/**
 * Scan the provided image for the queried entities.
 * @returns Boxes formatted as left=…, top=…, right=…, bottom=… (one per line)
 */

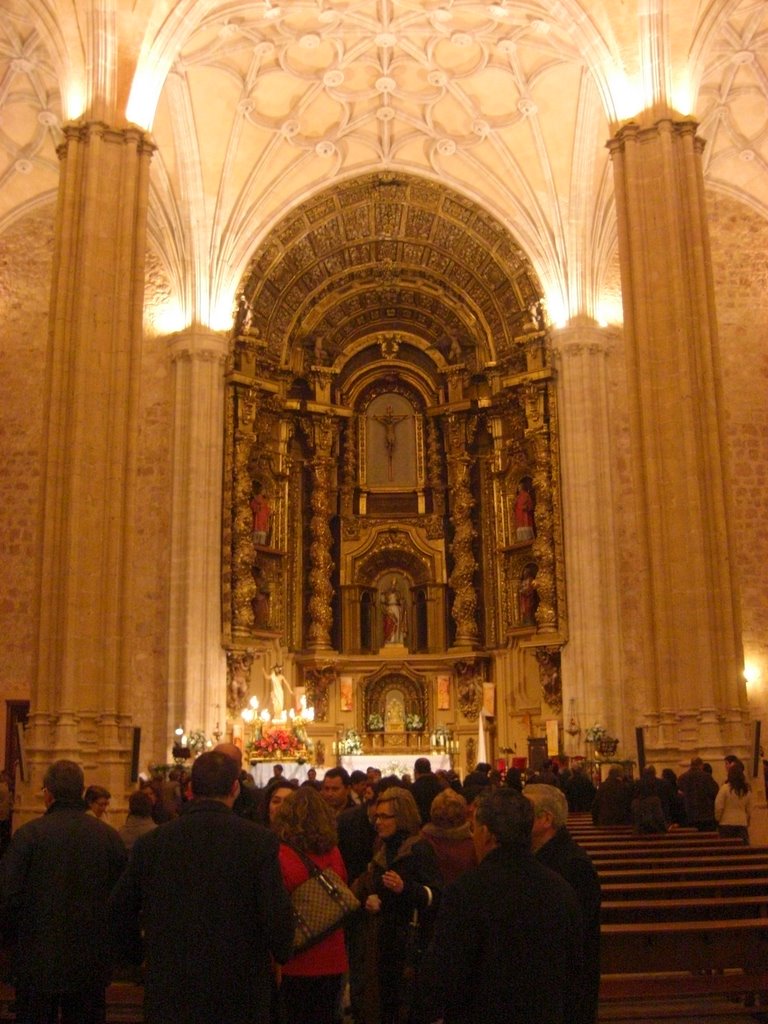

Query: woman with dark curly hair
left=261, top=778, right=299, bottom=828
left=272, top=786, right=349, bottom=1024
left=353, top=786, right=442, bottom=1024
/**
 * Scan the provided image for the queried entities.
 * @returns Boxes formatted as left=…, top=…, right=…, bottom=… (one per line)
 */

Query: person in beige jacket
left=714, top=762, right=753, bottom=843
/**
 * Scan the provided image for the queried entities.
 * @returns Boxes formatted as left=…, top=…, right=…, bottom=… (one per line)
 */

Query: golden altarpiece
left=221, top=175, right=567, bottom=773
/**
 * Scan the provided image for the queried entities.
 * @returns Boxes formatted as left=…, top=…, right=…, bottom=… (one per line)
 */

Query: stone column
left=166, top=328, right=229, bottom=750
left=22, top=122, right=154, bottom=814
left=551, top=319, right=623, bottom=755
left=607, top=115, right=748, bottom=757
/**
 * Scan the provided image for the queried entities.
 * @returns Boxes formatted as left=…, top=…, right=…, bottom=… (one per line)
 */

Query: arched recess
left=361, top=663, right=430, bottom=739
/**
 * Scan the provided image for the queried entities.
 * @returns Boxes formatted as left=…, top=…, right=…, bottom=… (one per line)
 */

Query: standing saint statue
left=381, top=578, right=407, bottom=645
left=251, top=484, right=272, bottom=546
left=265, top=664, right=293, bottom=719
left=513, top=478, right=535, bottom=542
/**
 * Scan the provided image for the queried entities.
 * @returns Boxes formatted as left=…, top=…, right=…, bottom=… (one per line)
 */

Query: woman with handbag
left=272, top=786, right=350, bottom=1024
left=353, top=786, right=442, bottom=1024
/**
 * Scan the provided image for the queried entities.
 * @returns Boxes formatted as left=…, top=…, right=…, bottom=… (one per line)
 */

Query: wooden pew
left=601, top=893, right=768, bottom=923
left=587, top=812, right=768, bottom=1010
left=599, top=918, right=768, bottom=1001
left=592, top=853, right=768, bottom=871
left=597, top=861, right=768, bottom=885
left=601, top=876, right=768, bottom=900
left=585, top=839, right=753, bottom=856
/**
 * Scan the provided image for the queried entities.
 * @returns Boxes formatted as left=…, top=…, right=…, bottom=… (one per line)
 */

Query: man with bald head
left=215, top=743, right=260, bottom=821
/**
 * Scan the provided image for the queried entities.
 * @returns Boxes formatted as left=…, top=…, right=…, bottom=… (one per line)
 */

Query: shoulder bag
left=285, top=843, right=360, bottom=955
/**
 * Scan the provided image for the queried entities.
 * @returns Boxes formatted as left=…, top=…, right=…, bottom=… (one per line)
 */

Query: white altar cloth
left=248, top=761, right=313, bottom=787
left=339, top=752, right=451, bottom=777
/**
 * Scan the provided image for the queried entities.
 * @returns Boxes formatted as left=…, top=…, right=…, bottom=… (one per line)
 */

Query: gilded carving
left=307, top=455, right=335, bottom=649
left=226, top=649, right=255, bottom=714
left=447, top=447, right=479, bottom=647
left=534, top=647, right=562, bottom=713
left=455, top=660, right=482, bottom=721
left=304, top=664, right=338, bottom=722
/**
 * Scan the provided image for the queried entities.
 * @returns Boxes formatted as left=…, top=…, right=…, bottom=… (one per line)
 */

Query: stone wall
left=0, top=204, right=53, bottom=753
left=708, top=191, right=768, bottom=723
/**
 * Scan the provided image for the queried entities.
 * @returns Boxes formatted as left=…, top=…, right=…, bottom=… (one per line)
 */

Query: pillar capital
left=550, top=318, right=619, bottom=359
left=166, top=326, right=229, bottom=364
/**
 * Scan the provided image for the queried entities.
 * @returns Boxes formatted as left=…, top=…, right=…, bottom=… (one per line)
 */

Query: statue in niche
left=518, top=562, right=539, bottom=626
left=251, top=481, right=272, bottom=546
left=251, top=565, right=271, bottom=629
left=385, top=695, right=405, bottom=732
left=381, top=577, right=407, bottom=645
left=514, top=476, right=535, bottom=542
left=448, top=336, right=463, bottom=363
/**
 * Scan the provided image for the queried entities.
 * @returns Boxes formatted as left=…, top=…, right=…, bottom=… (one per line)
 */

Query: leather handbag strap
left=283, top=841, right=322, bottom=877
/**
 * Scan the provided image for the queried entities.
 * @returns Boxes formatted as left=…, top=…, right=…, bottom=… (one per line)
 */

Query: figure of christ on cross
left=373, top=404, right=408, bottom=481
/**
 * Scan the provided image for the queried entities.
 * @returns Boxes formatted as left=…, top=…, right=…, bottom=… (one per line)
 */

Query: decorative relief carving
left=226, top=649, right=255, bottom=714
left=303, top=664, right=338, bottom=722
left=534, top=647, right=562, bottom=713
left=307, top=455, right=335, bottom=650
left=455, top=660, right=482, bottom=721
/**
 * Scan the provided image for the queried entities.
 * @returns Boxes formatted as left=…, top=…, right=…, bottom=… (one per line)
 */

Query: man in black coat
left=419, top=788, right=583, bottom=1024
left=0, top=759, right=128, bottom=1024
left=109, top=750, right=294, bottom=1024
left=411, top=758, right=443, bottom=825
left=525, top=783, right=602, bottom=1024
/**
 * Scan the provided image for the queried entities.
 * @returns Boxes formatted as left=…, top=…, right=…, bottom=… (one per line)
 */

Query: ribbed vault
left=239, top=172, right=542, bottom=373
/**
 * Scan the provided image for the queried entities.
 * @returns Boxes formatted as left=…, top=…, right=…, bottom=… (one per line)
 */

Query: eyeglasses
left=374, top=813, right=396, bottom=821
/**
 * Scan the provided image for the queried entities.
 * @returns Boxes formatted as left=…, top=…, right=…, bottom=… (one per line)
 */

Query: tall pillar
left=22, top=122, right=154, bottom=815
left=607, top=115, right=748, bottom=757
left=551, top=319, right=623, bottom=755
left=166, top=328, right=229, bottom=751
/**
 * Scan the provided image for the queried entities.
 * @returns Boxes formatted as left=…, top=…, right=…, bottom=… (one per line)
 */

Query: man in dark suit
left=420, top=788, right=583, bottom=1024
left=0, top=759, right=127, bottom=1024
left=525, top=783, right=602, bottom=1024
left=109, top=750, right=294, bottom=1024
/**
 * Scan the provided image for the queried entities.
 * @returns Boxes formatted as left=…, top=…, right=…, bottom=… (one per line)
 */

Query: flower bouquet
left=405, top=712, right=424, bottom=732
left=367, top=712, right=384, bottom=732
left=248, top=729, right=302, bottom=761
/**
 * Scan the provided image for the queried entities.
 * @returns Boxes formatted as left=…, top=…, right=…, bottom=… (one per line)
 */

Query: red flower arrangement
left=248, top=729, right=302, bottom=759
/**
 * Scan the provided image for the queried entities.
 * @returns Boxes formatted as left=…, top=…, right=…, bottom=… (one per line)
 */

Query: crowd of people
left=0, top=746, right=751, bottom=1024
left=586, top=753, right=753, bottom=840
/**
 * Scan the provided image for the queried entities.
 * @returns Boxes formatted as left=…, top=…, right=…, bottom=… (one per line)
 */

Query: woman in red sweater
left=273, top=786, right=349, bottom=1024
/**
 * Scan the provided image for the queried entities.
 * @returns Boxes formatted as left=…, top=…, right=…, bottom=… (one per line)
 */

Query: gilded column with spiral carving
left=445, top=414, right=480, bottom=649
left=306, top=415, right=337, bottom=651
left=231, top=409, right=257, bottom=636
left=522, top=383, right=557, bottom=633
left=426, top=417, right=446, bottom=517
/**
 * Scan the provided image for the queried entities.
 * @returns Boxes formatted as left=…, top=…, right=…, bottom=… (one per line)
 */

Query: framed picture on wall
left=437, top=674, right=451, bottom=711
left=340, top=676, right=354, bottom=712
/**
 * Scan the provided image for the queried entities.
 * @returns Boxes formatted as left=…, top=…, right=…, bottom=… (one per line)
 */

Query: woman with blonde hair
left=272, top=786, right=349, bottom=1024
left=353, top=786, right=442, bottom=1024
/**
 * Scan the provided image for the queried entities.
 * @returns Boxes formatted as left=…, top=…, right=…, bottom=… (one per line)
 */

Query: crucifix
left=373, top=404, right=407, bottom=481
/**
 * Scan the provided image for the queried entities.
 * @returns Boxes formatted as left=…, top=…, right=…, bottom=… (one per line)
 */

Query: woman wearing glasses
left=353, top=786, right=442, bottom=1024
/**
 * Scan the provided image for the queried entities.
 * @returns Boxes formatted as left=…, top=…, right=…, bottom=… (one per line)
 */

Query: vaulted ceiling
left=1, top=0, right=767, bottom=334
